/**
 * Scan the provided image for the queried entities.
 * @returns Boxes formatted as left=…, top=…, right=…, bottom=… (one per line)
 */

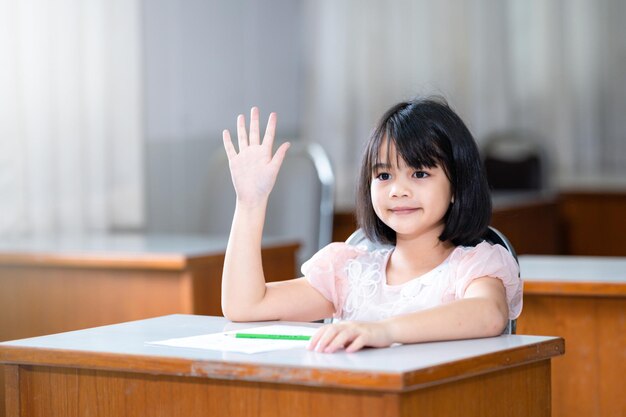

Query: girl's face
left=370, top=141, right=453, bottom=241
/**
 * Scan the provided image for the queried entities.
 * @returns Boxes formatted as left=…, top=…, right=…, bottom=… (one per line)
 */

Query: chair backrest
left=345, top=226, right=518, bottom=334
left=206, top=141, right=334, bottom=268
left=481, top=226, right=518, bottom=334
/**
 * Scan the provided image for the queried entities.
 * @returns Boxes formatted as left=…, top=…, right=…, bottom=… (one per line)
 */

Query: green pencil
left=230, top=333, right=311, bottom=341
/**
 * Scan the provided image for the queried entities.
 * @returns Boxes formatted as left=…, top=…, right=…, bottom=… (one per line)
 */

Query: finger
left=270, top=142, right=290, bottom=171
left=249, top=107, right=260, bottom=146
left=222, top=130, right=237, bottom=160
left=345, top=335, right=366, bottom=353
left=310, top=326, right=335, bottom=352
left=324, top=330, right=352, bottom=353
left=237, top=114, right=248, bottom=150
left=307, top=327, right=326, bottom=351
left=315, top=326, right=339, bottom=353
left=262, top=112, right=277, bottom=148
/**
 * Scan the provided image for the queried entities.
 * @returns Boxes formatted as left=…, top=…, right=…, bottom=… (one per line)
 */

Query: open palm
left=222, top=107, right=290, bottom=206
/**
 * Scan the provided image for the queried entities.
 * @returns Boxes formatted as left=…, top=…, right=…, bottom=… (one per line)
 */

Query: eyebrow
left=373, top=162, right=438, bottom=173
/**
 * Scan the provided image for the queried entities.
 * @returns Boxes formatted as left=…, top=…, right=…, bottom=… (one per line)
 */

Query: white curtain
left=303, top=0, right=626, bottom=207
left=0, top=0, right=143, bottom=236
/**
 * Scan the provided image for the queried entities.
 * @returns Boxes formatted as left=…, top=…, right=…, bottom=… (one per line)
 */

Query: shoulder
left=448, top=241, right=521, bottom=296
left=448, top=241, right=523, bottom=319
left=447, top=241, right=520, bottom=288
left=449, top=241, right=517, bottom=269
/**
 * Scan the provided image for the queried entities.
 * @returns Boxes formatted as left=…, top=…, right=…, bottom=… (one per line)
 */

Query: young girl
left=221, top=97, right=522, bottom=354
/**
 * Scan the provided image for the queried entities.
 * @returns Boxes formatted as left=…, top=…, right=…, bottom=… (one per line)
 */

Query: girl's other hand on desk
left=308, top=321, right=393, bottom=353
left=222, top=107, right=290, bottom=207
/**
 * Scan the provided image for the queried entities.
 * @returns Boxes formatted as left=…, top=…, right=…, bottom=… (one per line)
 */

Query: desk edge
left=524, top=281, right=626, bottom=297
left=0, top=337, right=564, bottom=392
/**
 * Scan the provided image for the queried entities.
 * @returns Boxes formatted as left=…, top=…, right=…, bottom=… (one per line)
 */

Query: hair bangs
left=375, top=110, right=446, bottom=175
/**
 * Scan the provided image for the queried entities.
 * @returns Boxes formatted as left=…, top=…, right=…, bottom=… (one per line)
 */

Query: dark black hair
left=356, top=97, right=491, bottom=246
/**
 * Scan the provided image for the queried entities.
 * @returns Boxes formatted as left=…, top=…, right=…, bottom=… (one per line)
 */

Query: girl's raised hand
left=307, top=321, right=394, bottom=353
left=222, top=107, right=290, bottom=206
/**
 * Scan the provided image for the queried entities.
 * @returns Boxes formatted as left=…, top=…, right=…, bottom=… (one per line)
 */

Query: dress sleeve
left=450, top=241, right=523, bottom=319
left=301, top=242, right=361, bottom=318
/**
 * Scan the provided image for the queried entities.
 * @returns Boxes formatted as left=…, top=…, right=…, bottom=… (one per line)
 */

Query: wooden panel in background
left=491, top=199, right=563, bottom=255
left=517, top=293, right=626, bottom=417
left=559, top=192, right=626, bottom=256
left=332, top=211, right=357, bottom=243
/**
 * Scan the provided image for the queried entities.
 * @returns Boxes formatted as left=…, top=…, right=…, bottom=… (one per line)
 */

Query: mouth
left=389, top=207, right=419, bottom=215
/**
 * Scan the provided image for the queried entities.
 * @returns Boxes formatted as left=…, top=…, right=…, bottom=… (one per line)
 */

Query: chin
left=392, top=227, right=421, bottom=238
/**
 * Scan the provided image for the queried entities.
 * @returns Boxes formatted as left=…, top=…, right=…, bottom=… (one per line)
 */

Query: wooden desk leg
left=4, top=365, right=19, bottom=417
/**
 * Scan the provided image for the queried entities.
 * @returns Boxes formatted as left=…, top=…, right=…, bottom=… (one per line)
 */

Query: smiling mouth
left=389, top=207, right=419, bottom=214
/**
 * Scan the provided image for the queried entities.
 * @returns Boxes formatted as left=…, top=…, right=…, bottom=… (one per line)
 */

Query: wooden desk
left=490, top=192, right=563, bottom=255
left=559, top=191, right=626, bottom=256
left=0, top=315, right=563, bottom=417
left=517, top=255, right=626, bottom=417
left=0, top=234, right=298, bottom=417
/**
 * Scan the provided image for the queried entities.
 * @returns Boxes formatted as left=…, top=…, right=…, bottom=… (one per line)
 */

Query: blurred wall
left=143, top=0, right=303, bottom=233
left=302, top=0, right=626, bottom=207
left=143, top=0, right=626, bottom=233
left=0, top=0, right=143, bottom=237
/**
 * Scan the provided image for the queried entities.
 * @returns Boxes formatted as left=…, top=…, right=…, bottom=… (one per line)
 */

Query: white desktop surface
left=0, top=234, right=292, bottom=258
left=0, top=314, right=558, bottom=375
left=519, top=255, right=626, bottom=283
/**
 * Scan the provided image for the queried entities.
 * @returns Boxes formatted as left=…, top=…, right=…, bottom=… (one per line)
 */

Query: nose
left=389, top=178, right=411, bottom=198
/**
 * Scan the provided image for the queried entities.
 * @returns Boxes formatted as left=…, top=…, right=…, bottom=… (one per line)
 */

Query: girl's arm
left=221, top=107, right=334, bottom=322
left=308, top=277, right=509, bottom=353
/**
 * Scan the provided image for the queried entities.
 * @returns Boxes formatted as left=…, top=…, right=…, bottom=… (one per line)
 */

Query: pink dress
left=302, top=241, right=522, bottom=321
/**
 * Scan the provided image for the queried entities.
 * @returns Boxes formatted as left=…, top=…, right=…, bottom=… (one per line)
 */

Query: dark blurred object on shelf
left=482, top=131, right=547, bottom=191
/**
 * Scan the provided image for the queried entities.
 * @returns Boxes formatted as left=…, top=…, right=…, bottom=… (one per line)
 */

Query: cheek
left=437, top=187, right=454, bottom=213
left=438, top=197, right=452, bottom=214
left=369, top=183, right=378, bottom=201
left=370, top=186, right=384, bottom=213
left=426, top=186, right=452, bottom=215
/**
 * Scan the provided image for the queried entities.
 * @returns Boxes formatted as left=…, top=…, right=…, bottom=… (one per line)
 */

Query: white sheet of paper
left=147, top=325, right=319, bottom=354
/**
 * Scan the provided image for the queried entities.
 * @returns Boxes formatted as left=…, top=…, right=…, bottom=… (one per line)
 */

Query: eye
left=375, top=172, right=391, bottom=181
left=413, top=171, right=429, bottom=179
